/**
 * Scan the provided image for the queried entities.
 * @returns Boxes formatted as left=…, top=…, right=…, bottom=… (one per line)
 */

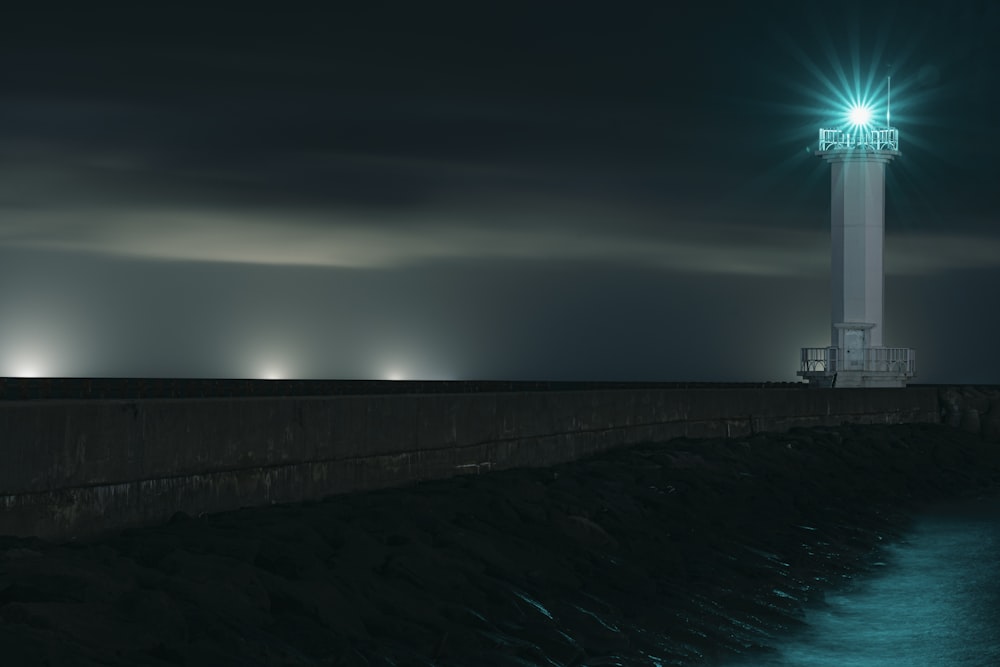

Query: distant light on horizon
left=375, top=354, right=457, bottom=382
left=251, top=358, right=295, bottom=381
left=7, top=363, right=46, bottom=379
left=239, top=337, right=299, bottom=381
left=3, top=352, right=53, bottom=377
left=0, top=335, right=64, bottom=378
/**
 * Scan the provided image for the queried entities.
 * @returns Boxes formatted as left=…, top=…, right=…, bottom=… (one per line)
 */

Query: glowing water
left=726, top=497, right=1000, bottom=666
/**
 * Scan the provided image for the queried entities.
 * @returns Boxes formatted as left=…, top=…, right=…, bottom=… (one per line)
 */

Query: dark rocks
left=939, top=385, right=1000, bottom=441
left=1, top=423, right=1000, bottom=665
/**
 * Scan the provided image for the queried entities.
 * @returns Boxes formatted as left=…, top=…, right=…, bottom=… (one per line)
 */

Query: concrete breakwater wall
left=0, top=383, right=942, bottom=541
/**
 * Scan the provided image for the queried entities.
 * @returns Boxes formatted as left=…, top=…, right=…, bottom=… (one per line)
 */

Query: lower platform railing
left=799, top=347, right=916, bottom=376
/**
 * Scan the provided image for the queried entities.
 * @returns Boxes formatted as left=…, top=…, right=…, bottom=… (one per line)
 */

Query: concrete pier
left=0, top=380, right=950, bottom=541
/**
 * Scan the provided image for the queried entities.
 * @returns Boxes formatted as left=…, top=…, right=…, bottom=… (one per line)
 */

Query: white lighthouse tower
left=798, top=86, right=916, bottom=387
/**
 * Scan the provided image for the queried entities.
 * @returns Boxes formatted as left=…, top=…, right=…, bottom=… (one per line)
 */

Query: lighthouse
left=798, top=87, right=916, bottom=388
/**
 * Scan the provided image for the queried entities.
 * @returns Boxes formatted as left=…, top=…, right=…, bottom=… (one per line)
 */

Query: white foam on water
left=724, top=496, right=1000, bottom=667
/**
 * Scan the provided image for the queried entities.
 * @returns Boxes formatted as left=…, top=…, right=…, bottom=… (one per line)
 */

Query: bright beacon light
left=848, top=104, right=873, bottom=127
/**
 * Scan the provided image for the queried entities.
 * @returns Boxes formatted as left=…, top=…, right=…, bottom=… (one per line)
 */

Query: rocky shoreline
left=2, top=422, right=999, bottom=666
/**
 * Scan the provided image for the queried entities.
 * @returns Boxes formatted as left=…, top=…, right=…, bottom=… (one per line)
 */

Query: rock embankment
left=2, top=423, right=999, bottom=666
left=939, top=385, right=1000, bottom=441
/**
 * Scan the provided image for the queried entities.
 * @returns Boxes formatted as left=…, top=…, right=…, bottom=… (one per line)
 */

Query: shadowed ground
left=1, top=423, right=998, bottom=666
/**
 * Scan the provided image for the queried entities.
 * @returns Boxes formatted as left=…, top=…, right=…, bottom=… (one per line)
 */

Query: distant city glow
left=8, top=362, right=46, bottom=378
left=3, top=349, right=54, bottom=378
left=373, top=349, right=458, bottom=382
left=1, top=336, right=63, bottom=378
left=250, top=358, right=297, bottom=380
left=243, top=350, right=296, bottom=381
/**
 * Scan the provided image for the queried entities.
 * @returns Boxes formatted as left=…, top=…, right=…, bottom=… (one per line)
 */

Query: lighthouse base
left=799, top=370, right=911, bottom=388
left=798, top=346, right=916, bottom=388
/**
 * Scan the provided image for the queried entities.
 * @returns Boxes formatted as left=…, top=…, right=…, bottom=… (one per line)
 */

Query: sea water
left=724, top=496, right=1000, bottom=667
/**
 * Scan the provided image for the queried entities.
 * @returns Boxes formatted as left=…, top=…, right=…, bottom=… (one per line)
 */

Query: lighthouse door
left=844, top=329, right=866, bottom=371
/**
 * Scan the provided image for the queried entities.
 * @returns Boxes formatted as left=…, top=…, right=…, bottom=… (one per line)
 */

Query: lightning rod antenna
left=886, top=74, right=891, bottom=127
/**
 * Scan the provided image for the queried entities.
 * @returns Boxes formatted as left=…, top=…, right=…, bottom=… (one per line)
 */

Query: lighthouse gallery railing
left=818, top=127, right=899, bottom=152
left=800, top=346, right=915, bottom=375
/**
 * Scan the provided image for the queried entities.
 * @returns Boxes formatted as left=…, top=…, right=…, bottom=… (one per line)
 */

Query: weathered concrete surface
left=0, top=386, right=941, bottom=541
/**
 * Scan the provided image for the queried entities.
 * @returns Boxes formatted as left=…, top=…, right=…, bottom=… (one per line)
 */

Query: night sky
left=2, top=2, right=998, bottom=383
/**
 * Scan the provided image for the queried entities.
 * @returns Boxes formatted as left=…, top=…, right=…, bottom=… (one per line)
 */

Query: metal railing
left=818, top=127, right=899, bottom=152
left=799, top=346, right=915, bottom=375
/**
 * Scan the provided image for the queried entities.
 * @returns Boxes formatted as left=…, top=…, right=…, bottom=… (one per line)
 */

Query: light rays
left=721, top=2, right=990, bottom=237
